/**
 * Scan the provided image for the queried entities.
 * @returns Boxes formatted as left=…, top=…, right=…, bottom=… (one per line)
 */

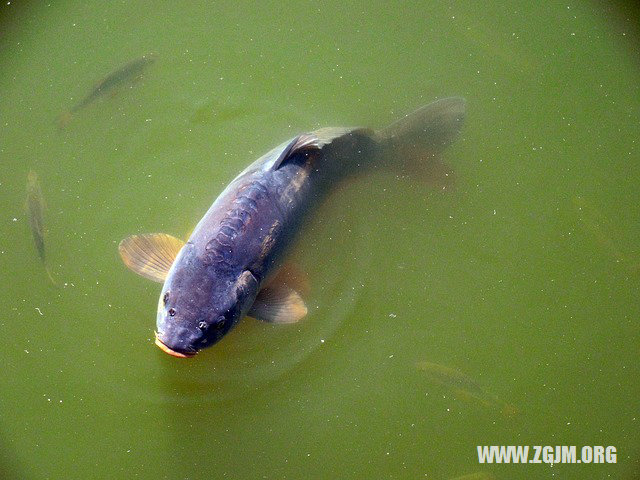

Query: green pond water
left=1, top=2, right=638, bottom=479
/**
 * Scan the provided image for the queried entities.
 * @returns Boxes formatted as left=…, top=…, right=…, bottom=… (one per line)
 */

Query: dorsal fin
left=271, top=133, right=320, bottom=170
left=267, top=127, right=368, bottom=171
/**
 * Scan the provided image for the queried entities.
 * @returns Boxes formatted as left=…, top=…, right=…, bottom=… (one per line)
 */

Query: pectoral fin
left=118, top=233, right=185, bottom=282
left=249, top=281, right=308, bottom=324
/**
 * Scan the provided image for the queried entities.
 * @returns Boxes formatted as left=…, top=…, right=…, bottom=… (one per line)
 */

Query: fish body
left=572, top=195, right=639, bottom=272
left=448, top=473, right=496, bottom=480
left=119, top=98, right=466, bottom=357
left=416, top=361, right=517, bottom=416
left=416, top=361, right=495, bottom=403
left=26, top=171, right=56, bottom=284
left=59, top=54, right=155, bottom=127
left=159, top=129, right=379, bottom=355
left=26, top=171, right=46, bottom=262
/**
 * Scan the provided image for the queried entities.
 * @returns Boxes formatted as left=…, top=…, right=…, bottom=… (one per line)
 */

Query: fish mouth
left=154, top=332, right=197, bottom=358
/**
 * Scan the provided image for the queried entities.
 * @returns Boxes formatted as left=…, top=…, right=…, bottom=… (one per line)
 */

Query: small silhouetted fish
left=189, top=99, right=254, bottom=125
left=25, top=171, right=56, bottom=284
left=448, top=473, right=496, bottom=480
left=572, top=195, right=639, bottom=273
left=58, top=53, right=156, bottom=128
left=416, top=361, right=517, bottom=417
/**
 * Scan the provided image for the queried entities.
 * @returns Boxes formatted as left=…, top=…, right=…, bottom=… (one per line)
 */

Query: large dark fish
left=58, top=54, right=156, bottom=128
left=26, top=171, right=56, bottom=284
left=119, top=97, right=466, bottom=358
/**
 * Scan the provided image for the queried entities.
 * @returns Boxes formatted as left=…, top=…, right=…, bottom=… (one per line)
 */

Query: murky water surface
left=1, top=2, right=638, bottom=479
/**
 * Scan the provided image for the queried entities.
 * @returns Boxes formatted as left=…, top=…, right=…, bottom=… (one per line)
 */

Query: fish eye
left=163, top=292, right=170, bottom=305
left=214, top=315, right=226, bottom=329
left=168, top=308, right=176, bottom=317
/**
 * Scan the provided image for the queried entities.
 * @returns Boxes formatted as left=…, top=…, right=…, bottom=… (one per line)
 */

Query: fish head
left=154, top=243, right=259, bottom=358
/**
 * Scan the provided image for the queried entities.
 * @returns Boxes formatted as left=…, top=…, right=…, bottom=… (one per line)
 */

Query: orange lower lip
left=154, top=333, right=196, bottom=358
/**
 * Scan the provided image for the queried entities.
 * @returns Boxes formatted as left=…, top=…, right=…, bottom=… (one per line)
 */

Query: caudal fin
left=376, top=97, right=465, bottom=189
left=378, top=97, right=466, bottom=154
left=45, top=265, right=58, bottom=287
left=57, top=111, right=73, bottom=130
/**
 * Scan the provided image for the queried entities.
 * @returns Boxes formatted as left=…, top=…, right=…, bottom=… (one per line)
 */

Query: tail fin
left=378, top=97, right=466, bottom=155
left=57, top=111, right=73, bottom=130
left=45, top=264, right=58, bottom=287
left=376, top=97, right=466, bottom=189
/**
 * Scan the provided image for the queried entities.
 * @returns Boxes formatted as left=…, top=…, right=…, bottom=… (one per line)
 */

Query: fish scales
left=202, top=179, right=275, bottom=270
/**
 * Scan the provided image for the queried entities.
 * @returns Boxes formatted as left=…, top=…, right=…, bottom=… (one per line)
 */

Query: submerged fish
left=416, top=361, right=517, bottom=417
left=119, top=97, right=466, bottom=358
left=25, top=171, right=56, bottom=284
left=572, top=195, right=639, bottom=273
left=58, top=53, right=156, bottom=128
left=448, top=473, right=496, bottom=480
